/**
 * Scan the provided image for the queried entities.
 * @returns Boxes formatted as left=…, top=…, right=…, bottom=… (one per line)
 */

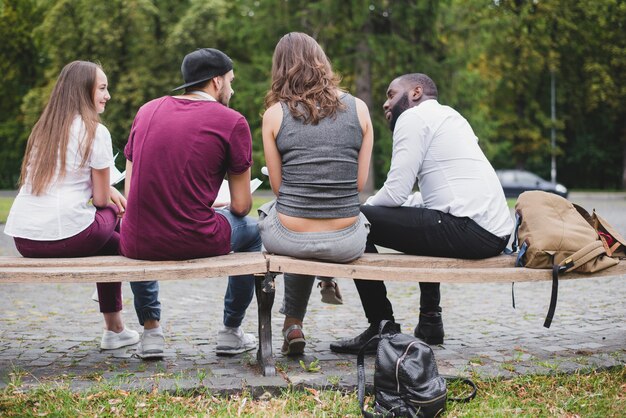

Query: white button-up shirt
left=366, top=99, right=513, bottom=238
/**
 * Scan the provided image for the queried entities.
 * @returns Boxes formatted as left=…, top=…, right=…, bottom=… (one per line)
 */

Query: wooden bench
left=2, top=252, right=625, bottom=376
left=0, top=253, right=274, bottom=374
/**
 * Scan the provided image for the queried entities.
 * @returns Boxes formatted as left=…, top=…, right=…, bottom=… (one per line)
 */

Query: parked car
left=495, top=169, right=568, bottom=198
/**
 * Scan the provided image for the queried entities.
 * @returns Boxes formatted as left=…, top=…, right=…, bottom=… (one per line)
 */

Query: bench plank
left=268, top=253, right=626, bottom=283
left=0, top=253, right=268, bottom=283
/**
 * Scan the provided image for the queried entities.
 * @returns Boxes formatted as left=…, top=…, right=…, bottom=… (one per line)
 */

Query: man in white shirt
left=330, top=73, right=513, bottom=354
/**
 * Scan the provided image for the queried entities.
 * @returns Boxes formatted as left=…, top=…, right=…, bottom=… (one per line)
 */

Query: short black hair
left=184, top=78, right=212, bottom=94
left=398, top=73, right=438, bottom=98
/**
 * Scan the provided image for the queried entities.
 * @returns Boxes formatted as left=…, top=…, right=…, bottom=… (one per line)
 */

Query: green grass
left=1, top=367, right=623, bottom=417
left=250, top=196, right=272, bottom=218
left=0, top=197, right=12, bottom=224
left=506, top=198, right=516, bottom=208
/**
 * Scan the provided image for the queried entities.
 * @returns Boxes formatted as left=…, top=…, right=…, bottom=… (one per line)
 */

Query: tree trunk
left=355, top=16, right=375, bottom=194
left=622, top=120, right=626, bottom=189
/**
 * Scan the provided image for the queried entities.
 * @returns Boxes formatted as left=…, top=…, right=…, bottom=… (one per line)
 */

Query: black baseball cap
left=172, top=48, right=233, bottom=91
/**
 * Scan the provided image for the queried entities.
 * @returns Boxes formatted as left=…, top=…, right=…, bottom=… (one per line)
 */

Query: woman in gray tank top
left=258, top=32, right=373, bottom=356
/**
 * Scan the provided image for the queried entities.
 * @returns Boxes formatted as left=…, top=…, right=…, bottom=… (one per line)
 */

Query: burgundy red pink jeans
left=14, top=205, right=122, bottom=313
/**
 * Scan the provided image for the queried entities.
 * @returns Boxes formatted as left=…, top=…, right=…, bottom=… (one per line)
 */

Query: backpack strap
left=544, top=241, right=606, bottom=328
left=606, top=240, right=622, bottom=257
left=515, top=241, right=528, bottom=267
left=511, top=282, right=516, bottom=309
left=441, top=375, right=477, bottom=402
left=357, top=335, right=381, bottom=418
left=543, top=264, right=563, bottom=328
left=511, top=211, right=522, bottom=253
left=378, top=320, right=396, bottom=336
left=562, top=240, right=606, bottom=271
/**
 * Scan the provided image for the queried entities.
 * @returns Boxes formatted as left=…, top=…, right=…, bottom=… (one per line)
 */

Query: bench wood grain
left=0, top=253, right=268, bottom=283
left=268, top=253, right=626, bottom=283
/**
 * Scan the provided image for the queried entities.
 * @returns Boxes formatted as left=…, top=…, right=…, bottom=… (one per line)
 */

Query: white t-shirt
left=5, top=117, right=114, bottom=240
left=366, top=100, right=513, bottom=238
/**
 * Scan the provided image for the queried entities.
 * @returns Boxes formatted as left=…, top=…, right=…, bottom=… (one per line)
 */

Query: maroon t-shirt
left=120, top=96, right=252, bottom=260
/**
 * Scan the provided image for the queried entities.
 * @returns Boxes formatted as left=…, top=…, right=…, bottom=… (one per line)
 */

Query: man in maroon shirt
left=121, top=48, right=262, bottom=358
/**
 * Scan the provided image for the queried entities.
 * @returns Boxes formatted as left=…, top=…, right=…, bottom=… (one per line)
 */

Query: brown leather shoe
left=281, top=324, right=305, bottom=356
left=319, top=279, right=343, bottom=305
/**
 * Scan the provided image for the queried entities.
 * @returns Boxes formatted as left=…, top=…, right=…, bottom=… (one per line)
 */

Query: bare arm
left=92, top=167, right=126, bottom=216
left=262, top=103, right=283, bottom=197
left=355, top=97, right=374, bottom=192
left=124, top=160, right=133, bottom=197
left=228, top=168, right=253, bottom=217
left=92, top=167, right=110, bottom=207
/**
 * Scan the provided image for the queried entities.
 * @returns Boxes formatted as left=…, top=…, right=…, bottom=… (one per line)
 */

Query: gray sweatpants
left=258, top=201, right=370, bottom=321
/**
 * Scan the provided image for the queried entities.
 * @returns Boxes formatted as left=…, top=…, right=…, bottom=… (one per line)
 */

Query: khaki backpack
left=513, top=191, right=625, bottom=327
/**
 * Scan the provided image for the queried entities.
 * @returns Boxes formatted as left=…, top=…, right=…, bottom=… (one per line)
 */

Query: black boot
left=330, top=321, right=400, bottom=354
left=414, top=312, right=444, bottom=345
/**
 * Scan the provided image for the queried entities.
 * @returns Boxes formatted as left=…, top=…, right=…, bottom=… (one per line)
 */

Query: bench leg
left=255, top=272, right=276, bottom=376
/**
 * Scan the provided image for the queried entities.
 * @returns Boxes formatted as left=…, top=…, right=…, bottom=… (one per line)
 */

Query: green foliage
left=0, top=0, right=624, bottom=189
left=0, top=0, right=46, bottom=188
left=299, top=358, right=321, bottom=373
left=0, top=197, right=13, bottom=224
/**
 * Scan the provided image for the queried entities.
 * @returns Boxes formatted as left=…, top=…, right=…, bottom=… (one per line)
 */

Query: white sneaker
left=100, top=327, right=140, bottom=350
left=136, top=328, right=165, bottom=359
left=216, top=327, right=256, bottom=355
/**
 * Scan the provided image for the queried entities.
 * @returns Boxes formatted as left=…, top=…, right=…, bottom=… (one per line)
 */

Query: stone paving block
left=541, top=345, right=567, bottom=353
left=556, top=361, right=588, bottom=372
left=29, top=359, right=55, bottom=367
left=587, top=354, right=622, bottom=369
left=580, top=342, right=607, bottom=349
left=111, top=352, right=133, bottom=359
left=312, top=352, right=341, bottom=361
left=65, top=336, right=97, bottom=342
left=1, top=348, right=27, bottom=357
left=209, top=368, right=239, bottom=377
left=474, top=351, right=507, bottom=362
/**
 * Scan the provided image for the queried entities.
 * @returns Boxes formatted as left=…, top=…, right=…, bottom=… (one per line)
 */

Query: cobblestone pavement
left=0, top=193, right=624, bottom=394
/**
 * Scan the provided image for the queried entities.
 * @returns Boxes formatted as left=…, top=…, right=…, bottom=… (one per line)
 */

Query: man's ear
left=410, top=85, right=423, bottom=102
left=211, top=76, right=222, bottom=91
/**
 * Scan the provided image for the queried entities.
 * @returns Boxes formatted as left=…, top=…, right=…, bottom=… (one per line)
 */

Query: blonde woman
left=260, top=32, right=373, bottom=355
left=5, top=61, right=138, bottom=350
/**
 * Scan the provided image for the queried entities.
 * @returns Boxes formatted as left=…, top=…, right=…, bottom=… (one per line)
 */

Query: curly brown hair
left=264, top=32, right=345, bottom=125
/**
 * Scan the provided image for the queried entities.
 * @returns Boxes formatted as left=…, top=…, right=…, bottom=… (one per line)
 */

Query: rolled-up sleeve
left=366, top=113, right=427, bottom=207
left=226, top=117, right=253, bottom=174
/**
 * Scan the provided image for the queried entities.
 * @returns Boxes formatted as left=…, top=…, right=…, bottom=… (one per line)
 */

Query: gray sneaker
left=100, top=327, right=140, bottom=350
left=136, top=329, right=165, bottom=359
left=216, top=327, right=256, bottom=355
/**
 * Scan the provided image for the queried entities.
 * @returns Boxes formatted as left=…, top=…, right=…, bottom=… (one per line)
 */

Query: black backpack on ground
left=357, top=321, right=476, bottom=417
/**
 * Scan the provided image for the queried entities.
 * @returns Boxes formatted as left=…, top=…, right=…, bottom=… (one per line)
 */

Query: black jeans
left=356, top=205, right=509, bottom=324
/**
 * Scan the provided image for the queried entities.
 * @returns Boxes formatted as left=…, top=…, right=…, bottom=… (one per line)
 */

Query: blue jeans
left=217, top=209, right=262, bottom=328
left=130, top=210, right=262, bottom=328
left=131, top=280, right=161, bottom=326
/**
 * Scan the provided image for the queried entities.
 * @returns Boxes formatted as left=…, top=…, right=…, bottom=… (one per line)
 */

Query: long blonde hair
left=20, top=61, right=101, bottom=195
left=264, top=32, right=345, bottom=125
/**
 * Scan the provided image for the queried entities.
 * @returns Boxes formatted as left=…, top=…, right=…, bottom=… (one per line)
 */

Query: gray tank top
left=275, top=93, right=362, bottom=218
